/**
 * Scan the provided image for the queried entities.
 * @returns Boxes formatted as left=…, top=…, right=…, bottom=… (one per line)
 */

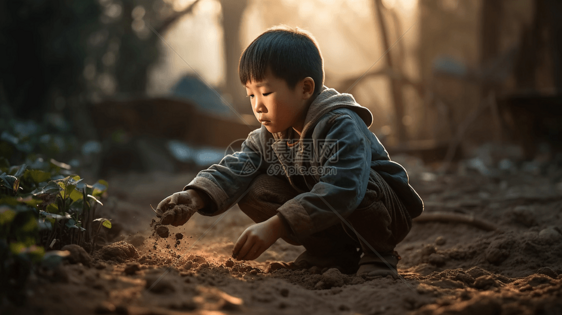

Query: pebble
left=61, top=244, right=91, bottom=267
left=421, top=244, right=437, bottom=256
left=485, top=240, right=511, bottom=265
left=538, top=227, right=562, bottom=244
left=428, top=253, right=447, bottom=267
left=511, top=205, right=537, bottom=227
left=435, top=236, right=446, bottom=246
left=156, top=226, right=169, bottom=238
left=321, top=268, right=344, bottom=288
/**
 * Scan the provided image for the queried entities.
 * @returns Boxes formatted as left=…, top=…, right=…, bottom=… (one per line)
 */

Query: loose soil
left=3, top=168, right=562, bottom=315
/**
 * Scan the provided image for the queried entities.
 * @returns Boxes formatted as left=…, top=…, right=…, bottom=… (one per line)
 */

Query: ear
left=301, top=77, right=315, bottom=100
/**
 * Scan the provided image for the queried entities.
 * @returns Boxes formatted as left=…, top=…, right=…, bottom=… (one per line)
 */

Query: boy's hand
left=155, top=190, right=205, bottom=226
left=232, top=215, right=288, bottom=261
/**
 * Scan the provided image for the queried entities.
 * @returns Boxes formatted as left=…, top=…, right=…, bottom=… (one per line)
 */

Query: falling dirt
left=3, top=169, right=562, bottom=314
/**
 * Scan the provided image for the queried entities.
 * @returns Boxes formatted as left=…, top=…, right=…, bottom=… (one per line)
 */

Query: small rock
left=485, top=240, right=511, bottom=265
left=124, top=262, right=140, bottom=275
left=61, top=244, right=91, bottom=267
left=428, top=253, right=446, bottom=267
left=538, top=227, right=562, bottom=244
left=175, top=233, right=183, bottom=240
left=156, top=226, right=169, bottom=238
left=473, top=275, right=497, bottom=290
left=97, top=241, right=139, bottom=263
left=225, top=259, right=234, bottom=268
left=95, top=261, right=107, bottom=270
left=511, top=205, right=537, bottom=227
left=537, top=267, right=558, bottom=279
left=321, top=268, right=344, bottom=288
left=160, top=210, right=176, bottom=225
left=435, top=236, right=446, bottom=246
left=421, top=244, right=437, bottom=257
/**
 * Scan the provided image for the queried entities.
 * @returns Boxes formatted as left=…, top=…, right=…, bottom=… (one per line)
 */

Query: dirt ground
left=3, top=158, right=562, bottom=315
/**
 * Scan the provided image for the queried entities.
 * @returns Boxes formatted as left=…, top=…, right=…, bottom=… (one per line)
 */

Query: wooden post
left=373, top=0, right=407, bottom=143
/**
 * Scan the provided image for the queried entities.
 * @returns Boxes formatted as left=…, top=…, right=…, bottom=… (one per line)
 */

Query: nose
left=253, top=95, right=266, bottom=114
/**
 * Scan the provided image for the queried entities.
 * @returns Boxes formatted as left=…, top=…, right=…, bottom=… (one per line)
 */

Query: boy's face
left=244, top=67, right=314, bottom=135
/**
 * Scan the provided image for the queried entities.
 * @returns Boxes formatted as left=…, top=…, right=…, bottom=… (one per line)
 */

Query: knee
left=238, top=174, right=271, bottom=207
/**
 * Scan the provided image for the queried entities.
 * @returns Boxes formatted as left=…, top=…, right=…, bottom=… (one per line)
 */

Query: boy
left=156, top=25, right=424, bottom=278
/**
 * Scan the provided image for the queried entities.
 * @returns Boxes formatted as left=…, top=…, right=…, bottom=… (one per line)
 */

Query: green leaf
left=26, top=169, right=51, bottom=184
left=92, top=180, right=108, bottom=197
left=39, top=210, right=69, bottom=220
left=32, top=181, right=61, bottom=196
left=46, top=203, right=59, bottom=214
left=14, top=164, right=27, bottom=178
left=65, top=183, right=76, bottom=200
left=50, top=159, right=71, bottom=170
left=69, top=188, right=83, bottom=202
left=69, top=199, right=84, bottom=215
left=87, top=194, right=103, bottom=206
left=102, top=220, right=112, bottom=229
left=1, top=174, right=17, bottom=190
left=94, top=217, right=112, bottom=229
left=65, top=218, right=77, bottom=229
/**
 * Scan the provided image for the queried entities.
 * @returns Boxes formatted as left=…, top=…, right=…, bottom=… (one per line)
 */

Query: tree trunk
left=220, top=0, right=250, bottom=116
left=373, top=0, right=407, bottom=143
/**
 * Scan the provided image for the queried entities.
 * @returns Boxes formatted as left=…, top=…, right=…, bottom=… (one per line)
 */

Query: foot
left=356, top=250, right=401, bottom=279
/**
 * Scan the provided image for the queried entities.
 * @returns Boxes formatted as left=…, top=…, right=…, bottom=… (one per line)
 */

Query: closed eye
left=247, top=92, right=272, bottom=99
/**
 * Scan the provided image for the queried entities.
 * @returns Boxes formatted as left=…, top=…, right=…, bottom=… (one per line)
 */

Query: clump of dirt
left=155, top=225, right=169, bottom=238
left=95, top=241, right=139, bottom=262
left=61, top=244, right=91, bottom=267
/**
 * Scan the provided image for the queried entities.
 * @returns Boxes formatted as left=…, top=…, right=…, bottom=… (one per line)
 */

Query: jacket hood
left=272, top=85, right=373, bottom=141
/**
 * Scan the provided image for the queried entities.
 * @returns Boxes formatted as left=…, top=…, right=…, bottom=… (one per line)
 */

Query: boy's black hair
left=239, top=25, right=324, bottom=96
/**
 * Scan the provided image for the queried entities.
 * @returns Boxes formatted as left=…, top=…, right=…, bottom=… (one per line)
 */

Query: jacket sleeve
left=183, top=129, right=267, bottom=216
left=276, top=113, right=372, bottom=239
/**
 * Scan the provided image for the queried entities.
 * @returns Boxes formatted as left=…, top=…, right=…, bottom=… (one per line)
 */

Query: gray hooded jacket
left=184, top=85, right=424, bottom=239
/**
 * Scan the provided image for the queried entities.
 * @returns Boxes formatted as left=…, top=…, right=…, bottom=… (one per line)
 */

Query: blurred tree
left=0, top=0, right=101, bottom=120
left=0, top=0, right=200, bottom=136
left=220, top=0, right=249, bottom=116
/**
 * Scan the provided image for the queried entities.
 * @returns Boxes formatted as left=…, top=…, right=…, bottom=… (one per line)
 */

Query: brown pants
left=237, top=170, right=412, bottom=257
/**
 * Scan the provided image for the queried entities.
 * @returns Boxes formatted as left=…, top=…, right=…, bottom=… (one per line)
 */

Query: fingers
left=232, top=231, right=249, bottom=259
left=156, top=196, right=172, bottom=216
left=235, top=233, right=259, bottom=261
left=244, top=243, right=263, bottom=261
left=169, top=193, right=179, bottom=206
left=172, top=207, right=189, bottom=226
